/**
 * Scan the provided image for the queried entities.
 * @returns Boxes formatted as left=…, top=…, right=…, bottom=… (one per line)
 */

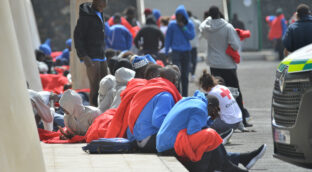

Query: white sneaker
left=221, top=129, right=234, bottom=145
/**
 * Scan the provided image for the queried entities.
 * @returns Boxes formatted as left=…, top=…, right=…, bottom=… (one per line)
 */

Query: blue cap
left=132, top=54, right=156, bottom=69
left=39, top=39, right=52, bottom=55
left=152, top=9, right=161, bottom=20
left=66, top=39, right=72, bottom=48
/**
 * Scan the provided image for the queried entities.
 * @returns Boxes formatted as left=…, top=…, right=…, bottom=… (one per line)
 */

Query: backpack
left=82, top=138, right=135, bottom=154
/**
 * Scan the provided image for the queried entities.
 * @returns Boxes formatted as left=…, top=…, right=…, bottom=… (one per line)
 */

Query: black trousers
left=137, top=134, right=157, bottom=153
left=210, top=68, right=249, bottom=123
left=190, top=47, right=198, bottom=75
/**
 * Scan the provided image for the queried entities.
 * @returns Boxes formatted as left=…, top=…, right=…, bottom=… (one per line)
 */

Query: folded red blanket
left=226, top=45, right=240, bottom=64
left=38, top=128, right=85, bottom=144
left=174, top=128, right=223, bottom=162
left=40, top=74, right=69, bottom=94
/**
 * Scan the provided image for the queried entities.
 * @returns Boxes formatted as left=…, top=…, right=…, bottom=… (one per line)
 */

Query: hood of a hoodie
left=59, top=89, right=84, bottom=116
left=175, top=5, right=189, bottom=22
left=193, top=90, right=208, bottom=104
left=79, top=2, right=97, bottom=17
left=202, top=17, right=228, bottom=32
left=99, top=75, right=116, bottom=95
left=115, top=67, right=136, bottom=84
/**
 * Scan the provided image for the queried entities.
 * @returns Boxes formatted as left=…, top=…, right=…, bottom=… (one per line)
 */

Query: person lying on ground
left=59, top=89, right=101, bottom=137
left=157, top=92, right=266, bottom=171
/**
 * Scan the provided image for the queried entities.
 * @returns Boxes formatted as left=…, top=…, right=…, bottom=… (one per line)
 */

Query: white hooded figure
left=97, top=74, right=116, bottom=113
left=110, top=67, right=136, bottom=109
left=59, top=89, right=101, bottom=136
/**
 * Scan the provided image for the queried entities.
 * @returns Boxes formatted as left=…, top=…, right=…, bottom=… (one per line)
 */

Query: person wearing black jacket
left=134, top=16, right=165, bottom=57
left=74, top=0, right=108, bottom=106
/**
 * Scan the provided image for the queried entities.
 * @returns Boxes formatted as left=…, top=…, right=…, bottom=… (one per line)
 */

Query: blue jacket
left=130, top=92, right=175, bottom=141
left=156, top=90, right=209, bottom=152
left=165, top=5, right=195, bottom=54
left=283, top=15, right=312, bottom=52
left=106, top=24, right=132, bottom=51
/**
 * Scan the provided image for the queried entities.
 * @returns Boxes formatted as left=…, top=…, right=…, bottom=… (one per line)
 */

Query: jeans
left=172, top=50, right=191, bottom=97
left=210, top=117, right=240, bottom=134
left=190, top=47, right=198, bottom=75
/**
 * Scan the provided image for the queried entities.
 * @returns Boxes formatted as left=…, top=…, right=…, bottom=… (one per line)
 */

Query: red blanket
left=174, top=128, right=223, bottom=162
left=38, top=128, right=85, bottom=144
left=104, top=79, right=148, bottom=138
left=128, top=77, right=182, bottom=133
left=40, top=74, right=69, bottom=94
left=226, top=29, right=251, bottom=64
left=85, top=109, right=115, bottom=143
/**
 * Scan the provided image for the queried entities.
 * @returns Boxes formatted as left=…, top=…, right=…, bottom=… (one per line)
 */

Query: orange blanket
left=174, top=128, right=223, bottom=162
left=128, top=77, right=182, bottom=133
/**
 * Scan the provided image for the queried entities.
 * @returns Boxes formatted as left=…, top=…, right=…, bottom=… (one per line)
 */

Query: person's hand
left=58, top=126, right=74, bottom=140
left=83, top=56, right=94, bottom=67
left=178, top=21, right=184, bottom=27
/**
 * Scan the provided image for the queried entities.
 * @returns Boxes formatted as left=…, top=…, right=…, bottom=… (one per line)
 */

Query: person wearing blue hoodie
left=156, top=91, right=267, bottom=172
left=106, top=13, right=133, bottom=51
left=165, top=5, right=195, bottom=97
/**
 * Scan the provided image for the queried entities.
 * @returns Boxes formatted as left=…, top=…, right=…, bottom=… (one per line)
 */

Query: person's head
left=124, top=6, right=136, bottom=19
left=59, top=89, right=83, bottom=115
left=118, top=51, right=134, bottom=60
left=146, top=16, right=157, bottom=25
left=214, top=76, right=225, bottom=86
left=144, top=8, right=153, bottom=18
left=39, top=39, right=51, bottom=56
left=108, top=56, right=118, bottom=75
left=208, top=6, right=220, bottom=19
left=297, top=4, right=311, bottom=19
left=233, top=13, right=238, bottom=20
left=114, top=58, right=133, bottom=74
left=160, top=16, right=170, bottom=26
left=132, top=55, right=150, bottom=78
left=160, top=65, right=180, bottom=88
left=66, top=39, right=72, bottom=51
left=275, top=8, right=283, bottom=16
left=92, top=0, right=107, bottom=12
left=206, top=94, right=220, bottom=120
left=35, top=49, right=47, bottom=61
left=105, top=48, right=117, bottom=61
left=113, top=13, right=122, bottom=24
left=187, top=10, right=192, bottom=18
left=176, top=13, right=187, bottom=25
left=144, top=64, right=162, bottom=80
left=199, top=70, right=217, bottom=91
left=152, top=9, right=161, bottom=21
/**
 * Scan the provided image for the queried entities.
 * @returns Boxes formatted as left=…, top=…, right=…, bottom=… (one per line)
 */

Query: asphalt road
left=188, top=59, right=311, bottom=172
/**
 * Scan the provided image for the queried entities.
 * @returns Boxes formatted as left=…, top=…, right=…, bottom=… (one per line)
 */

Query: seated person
left=59, top=89, right=101, bottom=136
left=199, top=70, right=242, bottom=134
left=131, top=54, right=156, bottom=78
left=110, top=67, right=136, bottom=109
left=28, top=89, right=64, bottom=131
left=98, top=74, right=116, bottom=113
left=157, top=92, right=266, bottom=171
left=127, top=65, right=182, bottom=153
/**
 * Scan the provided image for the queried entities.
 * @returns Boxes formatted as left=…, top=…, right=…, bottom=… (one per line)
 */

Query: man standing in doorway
left=74, top=0, right=108, bottom=106
left=165, top=5, right=195, bottom=97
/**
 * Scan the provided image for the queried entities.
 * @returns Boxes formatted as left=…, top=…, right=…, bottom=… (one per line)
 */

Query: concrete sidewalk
left=41, top=143, right=187, bottom=172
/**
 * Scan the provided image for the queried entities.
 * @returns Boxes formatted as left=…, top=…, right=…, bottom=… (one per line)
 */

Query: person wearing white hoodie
left=199, top=6, right=252, bottom=127
left=59, top=89, right=101, bottom=136
left=97, top=74, right=116, bottom=113
left=110, top=67, right=136, bottom=109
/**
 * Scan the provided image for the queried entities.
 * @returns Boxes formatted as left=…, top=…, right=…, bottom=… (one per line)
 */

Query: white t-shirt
left=209, top=85, right=242, bottom=124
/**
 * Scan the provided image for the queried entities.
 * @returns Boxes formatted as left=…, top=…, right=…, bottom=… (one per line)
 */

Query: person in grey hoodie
left=98, top=74, right=116, bottom=113
left=200, top=6, right=252, bottom=127
left=59, top=89, right=101, bottom=136
left=110, top=67, right=136, bottom=109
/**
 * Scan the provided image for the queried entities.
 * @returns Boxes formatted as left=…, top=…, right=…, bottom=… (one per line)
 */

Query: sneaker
left=242, top=144, right=267, bottom=169
left=221, top=129, right=233, bottom=145
left=237, top=122, right=250, bottom=132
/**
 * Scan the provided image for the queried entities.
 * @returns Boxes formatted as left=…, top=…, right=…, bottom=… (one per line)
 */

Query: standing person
left=266, top=8, right=287, bottom=60
left=200, top=6, right=252, bottom=127
left=134, top=16, right=165, bottom=56
left=106, top=13, right=133, bottom=51
left=165, top=5, right=195, bottom=97
left=187, top=11, right=201, bottom=82
left=283, top=4, right=312, bottom=56
left=74, top=0, right=108, bottom=106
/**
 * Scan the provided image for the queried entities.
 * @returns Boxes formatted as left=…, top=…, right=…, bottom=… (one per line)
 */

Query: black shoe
left=241, top=144, right=267, bottom=169
left=243, top=121, right=253, bottom=127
